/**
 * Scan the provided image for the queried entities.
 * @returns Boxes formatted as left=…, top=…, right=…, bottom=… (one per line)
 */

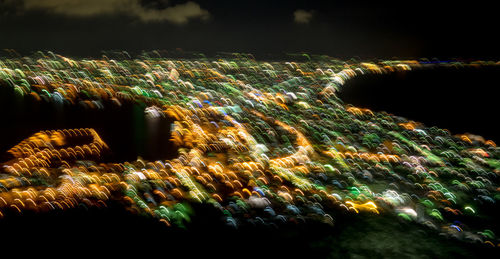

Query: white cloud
left=294, top=9, right=313, bottom=24
left=19, top=0, right=210, bottom=24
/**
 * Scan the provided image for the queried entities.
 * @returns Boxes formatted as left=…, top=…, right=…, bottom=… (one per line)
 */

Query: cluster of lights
left=0, top=53, right=499, bottom=247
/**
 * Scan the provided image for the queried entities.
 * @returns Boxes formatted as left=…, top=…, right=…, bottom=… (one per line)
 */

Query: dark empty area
left=339, top=65, right=500, bottom=142
left=0, top=86, right=177, bottom=162
left=0, top=203, right=491, bottom=258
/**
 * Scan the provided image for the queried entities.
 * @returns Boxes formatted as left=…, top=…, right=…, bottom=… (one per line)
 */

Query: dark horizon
left=1, top=0, right=499, bottom=60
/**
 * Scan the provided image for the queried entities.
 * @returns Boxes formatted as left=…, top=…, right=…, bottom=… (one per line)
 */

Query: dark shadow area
left=338, top=65, right=500, bottom=142
left=0, top=203, right=492, bottom=258
left=0, top=85, right=177, bottom=162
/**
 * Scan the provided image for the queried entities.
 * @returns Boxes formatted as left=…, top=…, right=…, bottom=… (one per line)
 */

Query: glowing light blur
left=0, top=53, right=499, bottom=248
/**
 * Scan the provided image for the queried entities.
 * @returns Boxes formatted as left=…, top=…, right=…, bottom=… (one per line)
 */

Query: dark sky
left=0, top=0, right=498, bottom=59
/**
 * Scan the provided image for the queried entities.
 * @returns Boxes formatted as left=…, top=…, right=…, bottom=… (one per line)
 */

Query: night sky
left=0, top=0, right=499, bottom=58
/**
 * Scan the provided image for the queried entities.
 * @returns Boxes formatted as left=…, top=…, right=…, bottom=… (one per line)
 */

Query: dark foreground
left=0, top=203, right=494, bottom=258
